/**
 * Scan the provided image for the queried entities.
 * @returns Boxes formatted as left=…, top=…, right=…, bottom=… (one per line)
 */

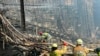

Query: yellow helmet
left=77, top=39, right=83, bottom=44
left=52, top=43, right=58, bottom=47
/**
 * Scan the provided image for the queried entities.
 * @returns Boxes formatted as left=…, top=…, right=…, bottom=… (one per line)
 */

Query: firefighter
left=94, top=48, right=100, bottom=56
left=49, top=41, right=68, bottom=56
left=38, top=32, right=52, bottom=42
left=73, top=39, right=93, bottom=56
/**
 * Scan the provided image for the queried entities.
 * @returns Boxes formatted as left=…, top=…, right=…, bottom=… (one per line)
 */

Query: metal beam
left=20, top=0, right=26, bottom=31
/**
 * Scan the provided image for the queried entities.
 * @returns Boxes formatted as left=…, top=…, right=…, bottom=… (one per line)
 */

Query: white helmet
left=52, top=43, right=58, bottom=47
left=77, top=39, right=83, bottom=44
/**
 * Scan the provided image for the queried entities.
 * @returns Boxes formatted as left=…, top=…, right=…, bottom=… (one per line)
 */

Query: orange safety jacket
left=73, top=46, right=89, bottom=56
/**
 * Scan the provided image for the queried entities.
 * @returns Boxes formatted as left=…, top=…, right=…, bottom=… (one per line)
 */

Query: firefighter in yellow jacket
left=73, top=39, right=93, bottom=56
left=49, top=41, right=68, bottom=56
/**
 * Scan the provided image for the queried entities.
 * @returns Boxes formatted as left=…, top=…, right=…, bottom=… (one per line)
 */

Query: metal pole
left=20, top=0, right=26, bottom=31
left=34, top=9, right=38, bottom=35
left=3, top=38, right=5, bottom=50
